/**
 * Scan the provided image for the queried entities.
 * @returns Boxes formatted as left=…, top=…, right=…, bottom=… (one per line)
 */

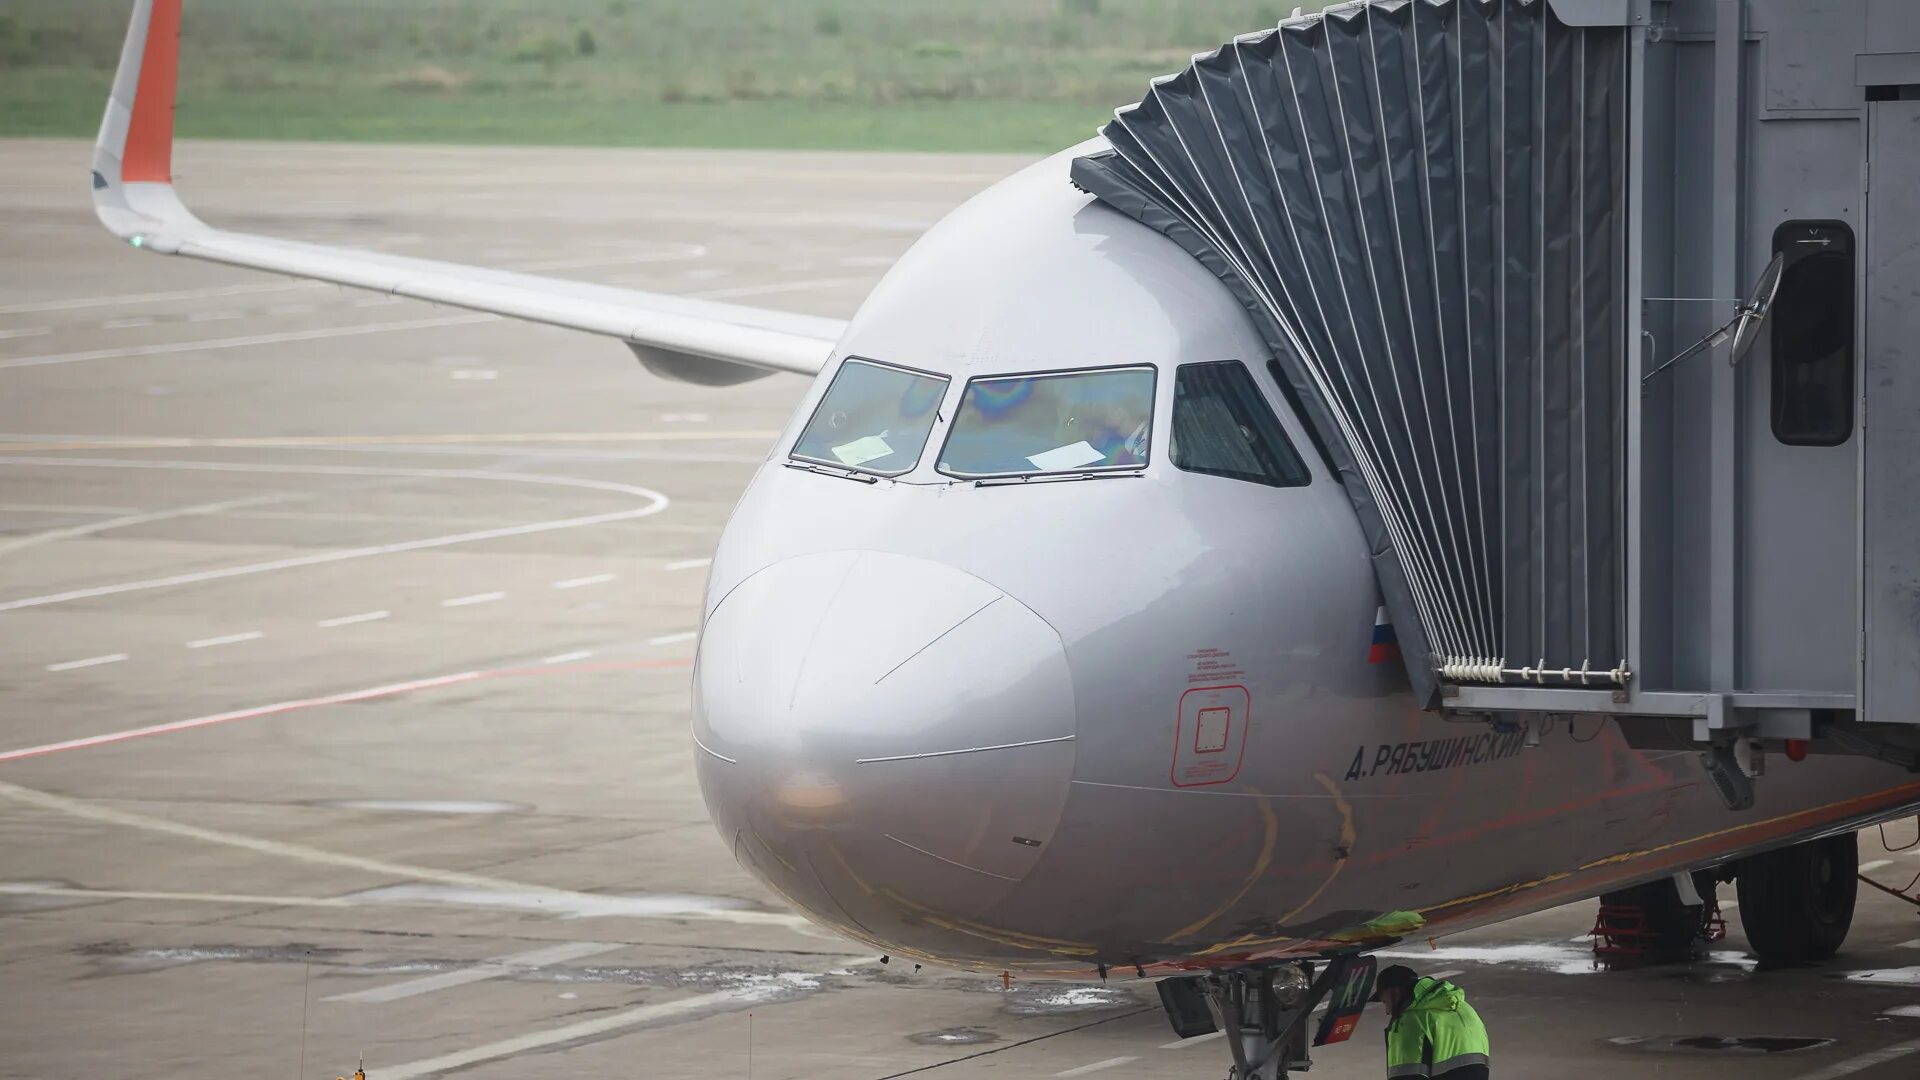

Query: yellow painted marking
left=879, top=887, right=1098, bottom=958
left=826, top=842, right=877, bottom=897
left=1191, top=774, right=1357, bottom=957
left=1416, top=779, right=1920, bottom=918
left=1166, top=791, right=1279, bottom=942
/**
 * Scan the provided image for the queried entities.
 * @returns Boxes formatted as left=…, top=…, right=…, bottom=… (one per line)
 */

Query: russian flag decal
left=1368, top=606, right=1399, bottom=664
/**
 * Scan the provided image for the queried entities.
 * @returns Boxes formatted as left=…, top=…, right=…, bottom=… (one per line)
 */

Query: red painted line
left=122, top=0, right=182, bottom=184
left=0, top=658, right=690, bottom=764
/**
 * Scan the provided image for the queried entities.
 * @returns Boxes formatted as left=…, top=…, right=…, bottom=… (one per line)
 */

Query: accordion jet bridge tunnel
left=86, top=0, right=1920, bottom=1075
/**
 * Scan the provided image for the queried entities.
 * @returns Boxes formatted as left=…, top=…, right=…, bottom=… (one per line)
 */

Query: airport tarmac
left=4, top=138, right=1920, bottom=1079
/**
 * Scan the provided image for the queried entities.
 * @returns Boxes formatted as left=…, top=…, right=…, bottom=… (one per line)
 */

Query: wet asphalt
left=3, top=138, right=1920, bottom=1078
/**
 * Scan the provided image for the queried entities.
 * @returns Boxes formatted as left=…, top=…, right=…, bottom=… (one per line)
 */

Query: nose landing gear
left=1159, top=958, right=1371, bottom=1078
left=1205, top=966, right=1315, bottom=1079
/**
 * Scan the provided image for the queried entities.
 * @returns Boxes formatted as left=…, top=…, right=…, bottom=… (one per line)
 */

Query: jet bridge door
left=1862, top=98, right=1920, bottom=727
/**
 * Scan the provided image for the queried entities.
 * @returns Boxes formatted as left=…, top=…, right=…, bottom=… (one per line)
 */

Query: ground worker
left=1370, top=964, right=1491, bottom=1079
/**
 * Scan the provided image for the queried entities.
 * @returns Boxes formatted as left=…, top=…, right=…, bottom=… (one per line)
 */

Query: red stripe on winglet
left=122, top=0, right=182, bottom=183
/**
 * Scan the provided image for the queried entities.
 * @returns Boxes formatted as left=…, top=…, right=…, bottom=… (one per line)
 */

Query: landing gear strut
left=1593, top=871, right=1720, bottom=961
left=1736, top=832, right=1858, bottom=966
left=1159, top=962, right=1356, bottom=1078
left=1200, top=966, right=1317, bottom=1079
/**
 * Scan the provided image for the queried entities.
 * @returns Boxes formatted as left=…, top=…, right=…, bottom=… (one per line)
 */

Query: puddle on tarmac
left=1377, top=943, right=1604, bottom=975
left=79, top=942, right=349, bottom=973
left=343, top=884, right=762, bottom=920
left=1837, top=966, right=1920, bottom=986
left=1607, top=1035, right=1834, bottom=1054
left=80, top=940, right=848, bottom=998
left=1000, top=984, right=1141, bottom=1016
left=910, top=1028, right=999, bottom=1046
left=315, top=799, right=528, bottom=815
left=1378, top=942, right=1757, bottom=977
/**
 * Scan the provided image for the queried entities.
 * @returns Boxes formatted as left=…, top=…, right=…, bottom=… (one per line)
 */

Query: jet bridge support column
left=1705, top=0, right=1746, bottom=700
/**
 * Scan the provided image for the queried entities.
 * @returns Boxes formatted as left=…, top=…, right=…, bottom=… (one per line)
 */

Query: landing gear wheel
left=1598, top=875, right=1711, bottom=957
left=1736, top=832, right=1858, bottom=966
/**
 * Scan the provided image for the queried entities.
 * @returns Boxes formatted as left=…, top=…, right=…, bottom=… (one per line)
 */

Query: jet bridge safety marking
left=1343, top=730, right=1528, bottom=782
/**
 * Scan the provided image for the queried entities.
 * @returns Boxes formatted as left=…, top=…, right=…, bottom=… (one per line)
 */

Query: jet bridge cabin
left=1071, top=0, right=1920, bottom=797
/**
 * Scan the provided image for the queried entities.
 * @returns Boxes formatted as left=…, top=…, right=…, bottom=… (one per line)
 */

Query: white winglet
left=90, top=0, right=843, bottom=384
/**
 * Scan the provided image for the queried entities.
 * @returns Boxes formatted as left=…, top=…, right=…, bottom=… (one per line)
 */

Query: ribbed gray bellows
left=1072, top=0, right=1627, bottom=706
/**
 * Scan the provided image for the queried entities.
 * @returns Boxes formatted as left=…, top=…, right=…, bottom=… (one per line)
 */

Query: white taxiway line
left=0, top=313, right=495, bottom=370
left=102, top=316, right=156, bottom=329
left=1053, top=1057, right=1139, bottom=1077
left=648, top=631, right=698, bottom=646
left=0, top=280, right=318, bottom=316
left=0, top=491, right=302, bottom=558
left=45, top=653, right=129, bottom=672
left=0, top=327, right=50, bottom=340
left=376, top=967, right=866, bottom=1080
left=1791, top=1037, right=1920, bottom=1079
left=441, top=591, right=506, bottom=608
left=186, top=630, right=264, bottom=649
left=317, top=610, right=390, bottom=628
left=1429, top=969, right=1465, bottom=980
left=540, top=650, right=594, bottom=665
left=0, top=502, right=140, bottom=515
left=0, top=458, right=670, bottom=612
left=664, top=557, right=712, bottom=571
left=0, top=765, right=537, bottom=896
left=1899, top=939, right=1920, bottom=950
left=1160, top=1031, right=1225, bottom=1050
left=552, top=573, right=616, bottom=589
left=325, top=941, right=623, bottom=1004
left=0, top=883, right=352, bottom=908
left=0, top=672, right=483, bottom=765
left=1861, top=859, right=1894, bottom=873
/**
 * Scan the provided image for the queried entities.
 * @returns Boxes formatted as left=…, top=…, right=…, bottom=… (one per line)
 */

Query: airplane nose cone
left=693, top=550, right=1076, bottom=950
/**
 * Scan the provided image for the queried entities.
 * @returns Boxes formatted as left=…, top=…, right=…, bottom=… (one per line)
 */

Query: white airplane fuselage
left=689, top=144, right=1920, bottom=976
left=86, top=0, right=1920, bottom=987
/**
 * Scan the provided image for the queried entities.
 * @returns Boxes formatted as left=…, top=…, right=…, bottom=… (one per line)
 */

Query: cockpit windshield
left=938, top=366, right=1155, bottom=478
left=791, top=358, right=950, bottom=476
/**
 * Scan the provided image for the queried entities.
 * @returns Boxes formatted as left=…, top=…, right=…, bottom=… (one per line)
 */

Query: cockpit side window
left=1170, top=362, right=1311, bottom=488
left=938, top=366, right=1155, bottom=478
left=791, top=358, right=949, bottom=477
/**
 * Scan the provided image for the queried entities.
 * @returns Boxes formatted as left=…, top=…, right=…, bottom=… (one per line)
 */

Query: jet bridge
left=1074, top=0, right=1920, bottom=792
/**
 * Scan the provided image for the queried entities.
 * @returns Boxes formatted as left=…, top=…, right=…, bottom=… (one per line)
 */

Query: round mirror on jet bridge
left=1731, top=252, right=1788, bottom=363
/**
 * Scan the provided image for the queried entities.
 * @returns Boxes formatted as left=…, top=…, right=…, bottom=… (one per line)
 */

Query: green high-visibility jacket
left=1384, top=977, right=1491, bottom=1078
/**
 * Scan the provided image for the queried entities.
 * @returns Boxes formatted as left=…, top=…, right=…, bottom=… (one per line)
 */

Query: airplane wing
left=88, top=0, right=843, bottom=385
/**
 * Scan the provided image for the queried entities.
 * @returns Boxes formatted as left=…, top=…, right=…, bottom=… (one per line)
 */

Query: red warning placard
left=1171, top=685, right=1249, bottom=787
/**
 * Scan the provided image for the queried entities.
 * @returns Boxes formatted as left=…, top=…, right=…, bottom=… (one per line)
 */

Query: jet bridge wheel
left=1735, top=832, right=1858, bottom=966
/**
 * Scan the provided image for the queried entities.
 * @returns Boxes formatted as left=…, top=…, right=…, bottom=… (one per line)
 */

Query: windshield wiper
left=784, top=461, right=880, bottom=485
left=972, top=469, right=1145, bottom=488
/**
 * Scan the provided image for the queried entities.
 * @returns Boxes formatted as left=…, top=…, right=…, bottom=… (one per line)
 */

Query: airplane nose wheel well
left=1160, top=962, right=1337, bottom=1079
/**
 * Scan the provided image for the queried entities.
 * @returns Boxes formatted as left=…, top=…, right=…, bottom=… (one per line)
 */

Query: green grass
left=0, top=0, right=1332, bottom=152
